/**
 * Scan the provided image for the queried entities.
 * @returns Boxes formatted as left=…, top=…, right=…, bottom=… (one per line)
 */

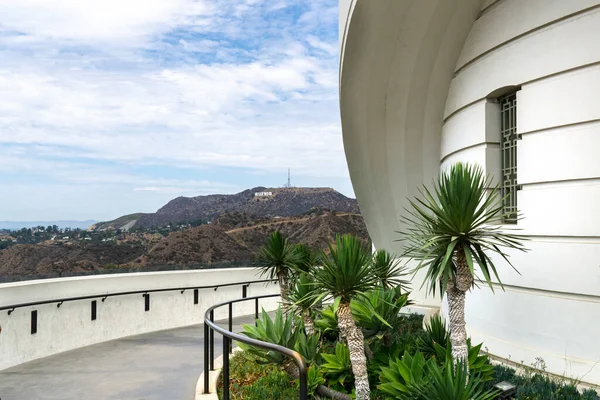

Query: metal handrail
left=204, top=294, right=308, bottom=400
left=0, top=279, right=275, bottom=313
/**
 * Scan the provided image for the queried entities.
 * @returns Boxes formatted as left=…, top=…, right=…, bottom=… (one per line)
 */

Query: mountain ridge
left=96, top=187, right=359, bottom=230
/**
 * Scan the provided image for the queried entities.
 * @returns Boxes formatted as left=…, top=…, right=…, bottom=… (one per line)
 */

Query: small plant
left=255, top=231, right=299, bottom=306
left=379, top=351, right=498, bottom=400
left=285, top=272, right=322, bottom=335
left=219, top=352, right=296, bottom=400
left=351, top=286, right=411, bottom=346
left=238, top=308, right=300, bottom=369
left=314, top=304, right=339, bottom=340
left=321, top=342, right=353, bottom=389
left=370, top=249, right=410, bottom=291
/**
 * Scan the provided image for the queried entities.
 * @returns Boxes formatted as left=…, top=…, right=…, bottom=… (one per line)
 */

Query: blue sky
left=0, top=0, right=350, bottom=221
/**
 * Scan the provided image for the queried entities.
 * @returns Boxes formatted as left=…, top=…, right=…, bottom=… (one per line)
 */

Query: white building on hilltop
left=339, top=0, right=600, bottom=385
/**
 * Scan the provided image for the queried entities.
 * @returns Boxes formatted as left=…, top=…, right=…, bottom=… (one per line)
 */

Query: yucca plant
left=285, top=272, right=322, bottom=335
left=292, top=244, right=319, bottom=274
left=312, top=234, right=379, bottom=400
left=370, top=249, right=410, bottom=291
left=399, top=162, right=527, bottom=368
left=256, top=231, right=299, bottom=305
left=417, top=314, right=450, bottom=358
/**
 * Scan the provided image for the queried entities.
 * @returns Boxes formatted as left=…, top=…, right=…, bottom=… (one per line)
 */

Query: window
left=499, top=92, right=518, bottom=223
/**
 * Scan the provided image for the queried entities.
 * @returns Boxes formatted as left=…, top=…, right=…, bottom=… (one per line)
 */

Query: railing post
left=254, top=297, right=259, bottom=326
left=228, top=302, right=233, bottom=354
left=242, top=284, right=247, bottom=299
left=222, top=333, right=230, bottom=400
left=299, top=367, right=308, bottom=400
left=203, top=322, right=210, bottom=394
left=209, top=309, right=215, bottom=370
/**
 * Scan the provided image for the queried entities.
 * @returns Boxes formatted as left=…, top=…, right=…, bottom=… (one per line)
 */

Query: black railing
left=0, top=279, right=275, bottom=314
left=204, top=294, right=308, bottom=400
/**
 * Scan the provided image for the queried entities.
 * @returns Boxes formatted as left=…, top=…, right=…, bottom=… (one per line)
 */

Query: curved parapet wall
left=0, top=269, right=279, bottom=371
left=340, top=0, right=600, bottom=385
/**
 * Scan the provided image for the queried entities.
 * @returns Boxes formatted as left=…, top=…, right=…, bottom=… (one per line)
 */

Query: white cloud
left=0, top=0, right=211, bottom=43
left=0, top=0, right=347, bottom=220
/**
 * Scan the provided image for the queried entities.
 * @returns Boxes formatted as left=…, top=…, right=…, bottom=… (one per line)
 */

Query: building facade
left=339, top=0, right=600, bottom=385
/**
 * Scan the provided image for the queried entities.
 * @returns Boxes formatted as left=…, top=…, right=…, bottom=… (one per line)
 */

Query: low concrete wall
left=0, top=268, right=279, bottom=370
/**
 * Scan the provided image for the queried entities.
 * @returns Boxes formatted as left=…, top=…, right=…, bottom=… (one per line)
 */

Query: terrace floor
left=0, top=315, right=255, bottom=400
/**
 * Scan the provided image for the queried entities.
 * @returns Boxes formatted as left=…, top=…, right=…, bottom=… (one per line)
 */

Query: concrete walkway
left=0, top=316, right=255, bottom=400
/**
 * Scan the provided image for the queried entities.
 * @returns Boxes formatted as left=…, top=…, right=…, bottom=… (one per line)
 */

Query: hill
left=129, top=187, right=359, bottom=229
left=0, top=211, right=370, bottom=280
left=89, top=213, right=148, bottom=231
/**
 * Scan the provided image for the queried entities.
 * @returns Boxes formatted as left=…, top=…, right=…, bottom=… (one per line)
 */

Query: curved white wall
left=341, top=0, right=600, bottom=385
left=0, top=269, right=279, bottom=370
left=444, top=0, right=600, bottom=385
left=339, top=0, right=483, bottom=307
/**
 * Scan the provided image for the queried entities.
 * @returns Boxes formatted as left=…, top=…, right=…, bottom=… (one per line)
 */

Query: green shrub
left=314, top=303, right=339, bottom=340
left=320, top=342, right=353, bottom=389
left=351, top=286, right=411, bottom=344
left=490, top=365, right=600, bottom=400
left=379, top=351, right=497, bottom=400
left=219, top=352, right=296, bottom=400
left=238, top=308, right=301, bottom=365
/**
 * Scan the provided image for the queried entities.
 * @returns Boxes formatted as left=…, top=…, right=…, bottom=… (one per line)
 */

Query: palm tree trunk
left=303, top=310, right=315, bottom=335
left=446, top=286, right=468, bottom=366
left=278, top=271, right=290, bottom=312
left=337, top=301, right=370, bottom=400
left=446, top=248, right=473, bottom=370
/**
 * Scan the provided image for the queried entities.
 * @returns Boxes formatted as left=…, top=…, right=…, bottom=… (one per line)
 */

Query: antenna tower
left=284, top=168, right=292, bottom=188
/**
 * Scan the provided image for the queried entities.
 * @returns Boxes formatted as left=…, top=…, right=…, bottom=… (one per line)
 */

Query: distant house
left=254, top=191, right=273, bottom=197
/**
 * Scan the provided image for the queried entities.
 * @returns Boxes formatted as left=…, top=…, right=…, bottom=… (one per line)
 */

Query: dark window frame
left=499, top=92, right=519, bottom=224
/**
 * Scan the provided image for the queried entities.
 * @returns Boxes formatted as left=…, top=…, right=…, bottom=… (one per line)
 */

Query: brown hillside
left=227, top=212, right=370, bottom=255
left=135, top=225, right=252, bottom=266
left=0, top=242, right=145, bottom=277
left=0, top=212, right=371, bottom=280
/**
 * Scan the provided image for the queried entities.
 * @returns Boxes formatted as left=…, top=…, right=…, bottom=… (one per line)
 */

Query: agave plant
left=255, top=231, right=299, bottom=305
left=379, top=351, right=498, bottom=400
left=399, top=162, right=527, bottom=368
left=351, top=286, right=411, bottom=346
left=312, top=234, right=379, bottom=400
left=238, top=307, right=318, bottom=377
left=321, top=342, right=353, bottom=388
left=370, top=249, right=410, bottom=291
left=314, top=304, right=339, bottom=340
left=411, top=359, right=498, bottom=400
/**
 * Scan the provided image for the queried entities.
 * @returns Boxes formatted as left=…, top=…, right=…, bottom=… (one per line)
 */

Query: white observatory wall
left=339, top=0, right=484, bottom=310
left=442, top=0, right=600, bottom=385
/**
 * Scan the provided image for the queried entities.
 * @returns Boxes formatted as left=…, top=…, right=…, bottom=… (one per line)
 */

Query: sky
left=0, top=0, right=350, bottom=222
